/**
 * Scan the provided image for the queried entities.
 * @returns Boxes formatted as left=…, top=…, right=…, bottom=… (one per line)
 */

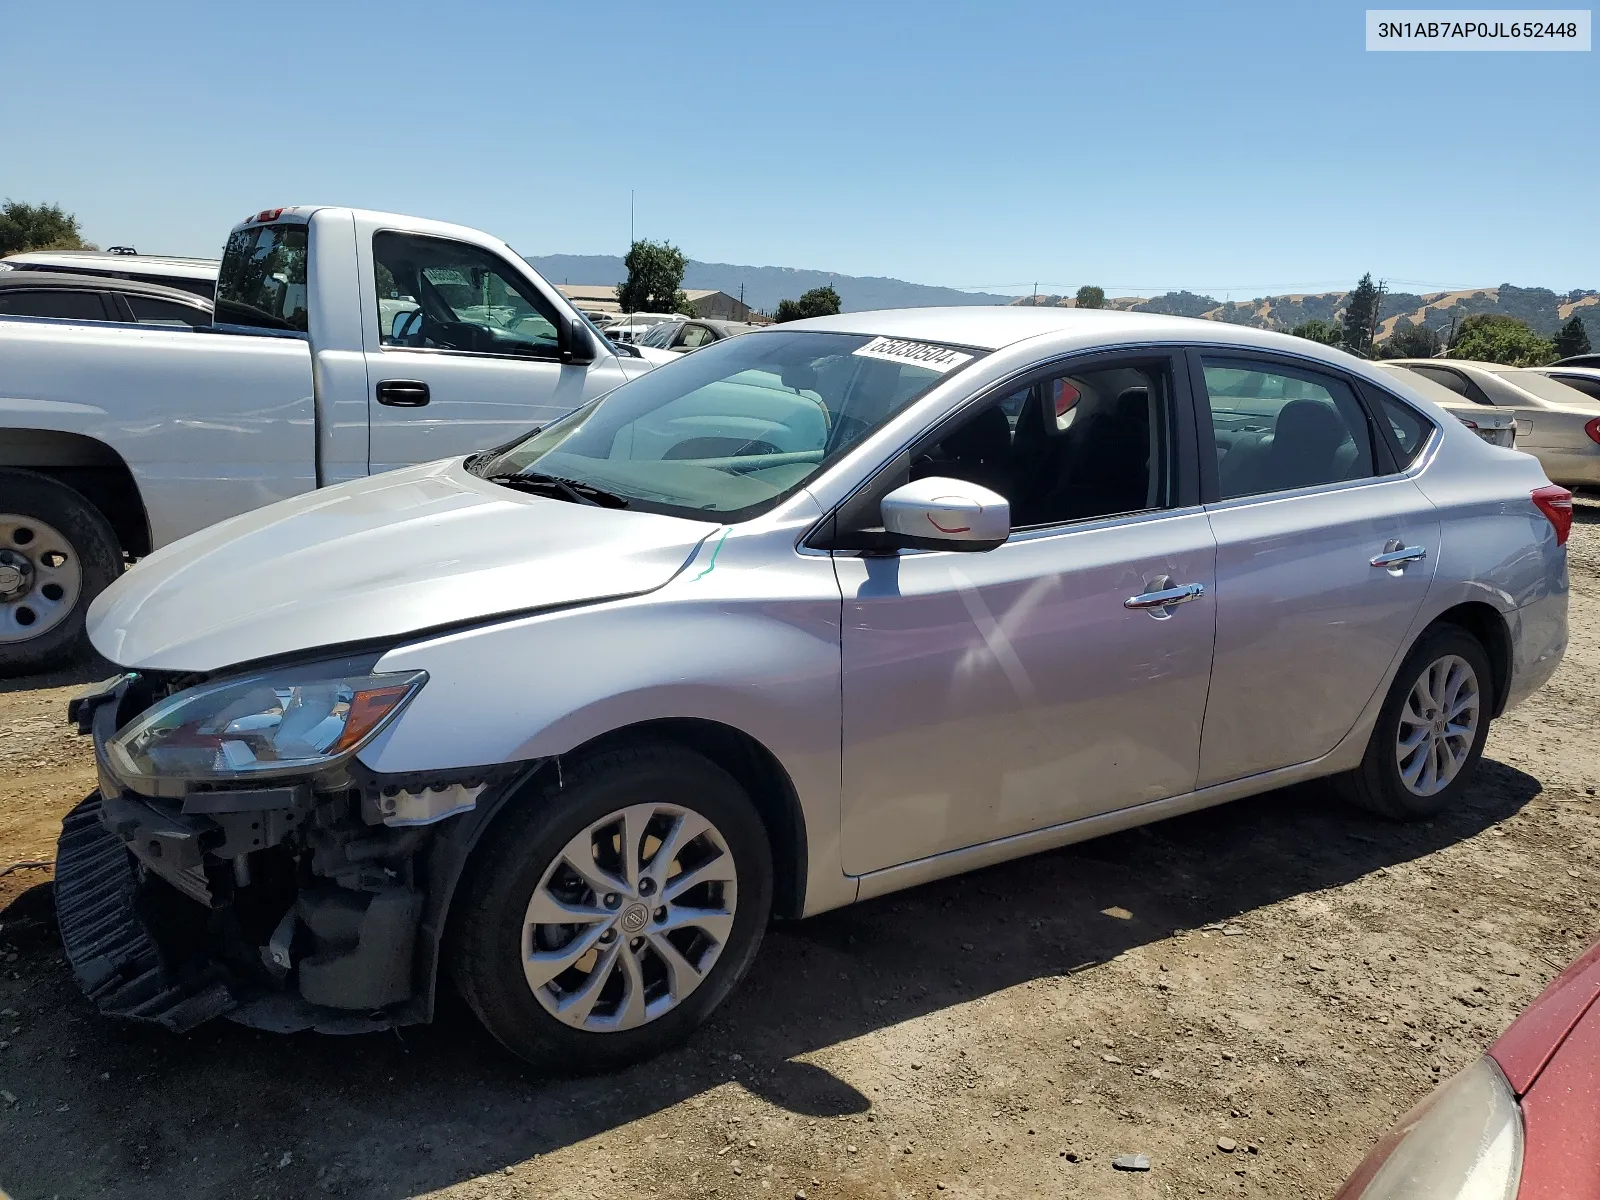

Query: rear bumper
left=1530, top=446, right=1600, bottom=487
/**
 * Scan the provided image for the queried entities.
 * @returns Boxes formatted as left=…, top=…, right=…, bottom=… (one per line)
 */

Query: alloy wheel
left=1395, top=653, right=1480, bottom=797
left=0, top=514, right=82, bottom=645
left=522, top=803, right=738, bottom=1032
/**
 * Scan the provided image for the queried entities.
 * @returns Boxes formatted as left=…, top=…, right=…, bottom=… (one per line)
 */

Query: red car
left=1335, top=940, right=1600, bottom=1199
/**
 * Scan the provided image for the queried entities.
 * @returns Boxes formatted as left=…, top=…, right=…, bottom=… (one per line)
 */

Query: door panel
left=837, top=510, right=1217, bottom=876
left=1200, top=478, right=1439, bottom=785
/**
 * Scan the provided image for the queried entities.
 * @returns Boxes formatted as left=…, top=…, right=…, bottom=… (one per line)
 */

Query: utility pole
left=1032, top=281, right=1038, bottom=307
left=1369, top=278, right=1388, bottom=356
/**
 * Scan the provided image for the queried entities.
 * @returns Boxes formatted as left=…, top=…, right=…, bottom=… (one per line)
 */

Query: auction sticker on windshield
left=853, top=336, right=974, bottom=373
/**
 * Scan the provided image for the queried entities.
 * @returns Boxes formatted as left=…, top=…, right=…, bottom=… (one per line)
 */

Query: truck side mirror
left=561, top=315, right=596, bottom=365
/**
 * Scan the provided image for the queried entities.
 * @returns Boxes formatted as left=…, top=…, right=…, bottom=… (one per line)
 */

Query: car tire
left=1335, top=624, right=1494, bottom=821
left=0, top=470, right=121, bottom=677
left=450, top=740, right=773, bottom=1072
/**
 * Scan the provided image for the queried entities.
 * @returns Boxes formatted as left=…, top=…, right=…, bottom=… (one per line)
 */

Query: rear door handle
left=376, top=379, right=430, bottom=407
left=1370, top=545, right=1426, bottom=569
left=1125, top=581, right=1206, bottom=612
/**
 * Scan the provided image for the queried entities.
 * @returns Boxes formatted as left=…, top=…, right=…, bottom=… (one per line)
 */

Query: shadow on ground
left=0, top=757, right=1541, bottom=1197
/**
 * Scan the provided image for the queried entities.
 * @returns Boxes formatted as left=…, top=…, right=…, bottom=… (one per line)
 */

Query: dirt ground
left=3, top=509, right=1599, bottom=1200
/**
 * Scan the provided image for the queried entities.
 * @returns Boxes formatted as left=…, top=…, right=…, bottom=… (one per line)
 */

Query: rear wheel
left=1335, top=625, right=1493, bottom=820
left=450, top=741, right=773, bottom=1071
left=0, top=471, right=121, bottom=676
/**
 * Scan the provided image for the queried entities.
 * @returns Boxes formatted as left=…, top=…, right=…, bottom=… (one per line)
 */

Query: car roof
left=1, top=250, right=219, bottom=280
left=778, top=305, right=1381, bottom=359
left=0, top=270, right=213, bottom=308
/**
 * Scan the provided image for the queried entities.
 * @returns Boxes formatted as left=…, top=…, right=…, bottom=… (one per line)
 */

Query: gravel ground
left=1, top=505, right=1597, bottom=1200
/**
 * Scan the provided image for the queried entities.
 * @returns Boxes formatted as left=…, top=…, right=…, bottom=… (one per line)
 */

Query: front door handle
left=1370, top=544, right=1427, bottom=569
left=1125, top=580, right=1206, bottom=613
left=376, top=379, right=430, bottom=407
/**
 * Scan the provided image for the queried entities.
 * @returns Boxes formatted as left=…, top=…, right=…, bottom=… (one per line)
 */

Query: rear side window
left=0, top=289, right=109, bottom=320
left=216, top=223, right=309, bottom=332
left=1406, top=364, right=1494, bottom=406
left=125, top=295, right=209, bottom=328
left=1201, top=358, right=1375, bottom=500
left=1372, top=393, right=1434, bottom=468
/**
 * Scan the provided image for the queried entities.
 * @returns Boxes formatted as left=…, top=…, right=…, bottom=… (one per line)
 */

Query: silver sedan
left=1385, top=358, right=1600, bottom=486
left=61, top=310, right=1569, bottom=1071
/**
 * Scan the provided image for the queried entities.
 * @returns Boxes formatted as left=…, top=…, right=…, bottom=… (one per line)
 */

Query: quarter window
left=125, top=295, right=210, bottom=327
left=912, top=359, right=1174, bottom=528
left=373, top=232, right=561, bottom=358
left=1372, top=392, right=1434, bottom=468
left=1201, top=359, right=1375, bottom=500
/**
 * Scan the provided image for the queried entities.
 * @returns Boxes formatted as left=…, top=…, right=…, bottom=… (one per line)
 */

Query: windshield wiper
left=487, top=472, right=630, bottom=509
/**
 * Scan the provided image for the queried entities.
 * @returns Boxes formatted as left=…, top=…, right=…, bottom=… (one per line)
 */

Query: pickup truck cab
left=0, top=207, right=657, bottom=673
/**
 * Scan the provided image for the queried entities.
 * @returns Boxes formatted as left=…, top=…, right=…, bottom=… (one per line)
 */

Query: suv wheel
left=1335, top=624, right=1493, bottom=820
left=451, top=741, right=773, bottom=1071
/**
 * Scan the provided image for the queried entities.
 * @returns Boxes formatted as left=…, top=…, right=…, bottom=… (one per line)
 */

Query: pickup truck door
left=357, top=226, right=633, bottom=473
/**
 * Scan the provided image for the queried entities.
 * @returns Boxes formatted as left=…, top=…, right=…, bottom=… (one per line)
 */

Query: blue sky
left=3, top=1, right=1594, bottom=297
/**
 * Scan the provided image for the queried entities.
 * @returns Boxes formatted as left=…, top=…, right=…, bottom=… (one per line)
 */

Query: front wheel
left=450, top=742, right=773, bottom=1071
left=1334, top=625, right=1493, bottom=820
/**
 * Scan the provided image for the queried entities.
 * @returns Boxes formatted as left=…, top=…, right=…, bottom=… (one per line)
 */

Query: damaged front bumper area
left=56, top=672, right=522, bottom=1034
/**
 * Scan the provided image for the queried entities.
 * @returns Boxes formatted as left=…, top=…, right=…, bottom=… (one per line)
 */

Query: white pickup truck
left=0, top=206, right=662, bottom=673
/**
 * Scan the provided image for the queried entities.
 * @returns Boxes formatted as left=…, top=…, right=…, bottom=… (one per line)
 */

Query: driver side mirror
left=561, top=315, right=596, bottom=365
left=880, top=477, right=1010, bottom=552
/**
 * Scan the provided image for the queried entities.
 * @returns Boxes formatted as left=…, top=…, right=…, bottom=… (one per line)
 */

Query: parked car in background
left=0, top=271, right=212, bottom=327
left=655, top=318, right=761, bottom=352
left=1374, top=366, right=1516, bottom=448
left=1384, top=359, right=1600, bottom=486
left=1553, top=352, right=1600, bottom=369
left=1529, top=364, right=1600, bottom=404
left=605, top=313, right=684, bottom=343
left=0, top=248, right=219, bottom=300
left=60, top=309, right=1567, bottom=1072
left=1335, top=937, right=1600, bottom=1200
left=0, top=206, right=661, bottom=674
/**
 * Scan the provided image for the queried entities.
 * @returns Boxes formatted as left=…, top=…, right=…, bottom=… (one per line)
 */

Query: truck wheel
left=0, top=470, right=122, bottom=676
left=1333, top=625, right=1493, bottom=821
left=450, top=741, right=773, bottom=1072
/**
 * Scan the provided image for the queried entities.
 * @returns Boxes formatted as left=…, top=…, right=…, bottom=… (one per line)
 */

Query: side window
left=1201, top=358, right=1375, bottom=500
left=0, top=289, right=110, bottom=321
left=125, top=295, right=209, bottom=327
left=373, top=232, right=561, bottom=358
left=911, top=360, right=1173, bottom=529
left=678, top=324, right=715, bottom=350
left=1372, top=392, right=1434, bottom=469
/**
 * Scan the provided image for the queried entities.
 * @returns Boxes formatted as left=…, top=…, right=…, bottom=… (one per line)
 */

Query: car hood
left=88, top=459, right=721, bottom=672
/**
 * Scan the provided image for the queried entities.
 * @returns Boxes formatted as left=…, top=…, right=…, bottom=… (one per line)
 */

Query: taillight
left=1532, top=484, right=1573, bottom=546
left=251, top=208, right=285, bottom=224
left=1584, top=417, right=1600, bottom=445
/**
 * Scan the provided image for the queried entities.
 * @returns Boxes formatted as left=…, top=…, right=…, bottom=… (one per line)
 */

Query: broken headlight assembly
left=106, top=664, right=428, bottom=785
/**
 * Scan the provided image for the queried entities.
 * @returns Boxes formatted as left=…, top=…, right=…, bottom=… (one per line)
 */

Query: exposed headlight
left=1345, top=1056, right=1523, bottom=1200
left=107, top=665, right=427, bottom=784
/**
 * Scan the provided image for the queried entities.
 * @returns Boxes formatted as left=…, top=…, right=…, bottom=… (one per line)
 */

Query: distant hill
left=1014, top=285, right=1599, bottom=343
left=525, top=253, right=1013, bottom=315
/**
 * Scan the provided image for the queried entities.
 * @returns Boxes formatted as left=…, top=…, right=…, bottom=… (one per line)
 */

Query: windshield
left=472, top=330, right=980, bottom=519
left=638, top=320, right=684, bottom=348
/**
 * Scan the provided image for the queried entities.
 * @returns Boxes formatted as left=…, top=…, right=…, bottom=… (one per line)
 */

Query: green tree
left=615, top=239, right=693, bottom=315
left=1447, top=313, right=1555, bottom=367
left=1289, top=318, right=1342, bottom=346
left=1375, top=319, right=1442, bottom=359
left=774, top=284, right=842, bottom=323
left=1075, top=285, right=1106, bottom=309
left=1553, top=314, right=1593, bottom=360
left=0, top=199, right=95, bottom=256
left=1339, top=273, right=1383, bottom=355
